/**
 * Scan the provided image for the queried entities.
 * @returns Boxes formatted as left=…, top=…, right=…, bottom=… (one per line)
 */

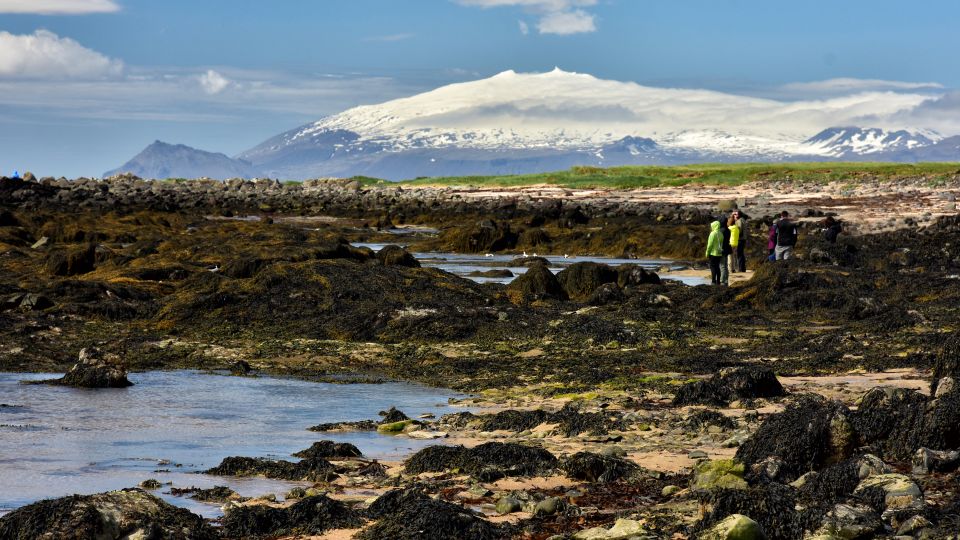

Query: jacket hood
left=710, top=221, right=720, bottom=232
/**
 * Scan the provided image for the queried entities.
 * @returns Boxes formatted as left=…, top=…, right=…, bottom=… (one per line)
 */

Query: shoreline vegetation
left=3, top=164, right=960, bottom=539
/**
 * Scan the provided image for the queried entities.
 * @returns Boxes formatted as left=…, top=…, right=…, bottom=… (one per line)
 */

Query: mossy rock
left=700, top=514, right=766, bottom=540
left=693, top=459, right=748, bottom=491
left=377, top=419, right=417, bottom=433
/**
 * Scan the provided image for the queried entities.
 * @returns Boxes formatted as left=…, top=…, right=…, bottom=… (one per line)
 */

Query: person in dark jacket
left=719, top=217, right=731, bottom=285
left=822, top=215, right=842, bottom=243
left=775, top=211, right=798, bottom=260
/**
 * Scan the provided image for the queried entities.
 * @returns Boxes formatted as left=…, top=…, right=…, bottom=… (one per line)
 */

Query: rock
left=661, top=485, right=681, bottom=497
left=139, top=478, right=162, bottom=489
left=853, top=473, right=923, bottom=511
left=205, top=456, right=337, bottom=481
left=700, top=514, right=766, bottom=540
left=912, top=447, right=960, bottom=474
left=507, top=263, right=567, bottom=300
left=496, top=497, right=522, bottom=514
left=405, top=442, right=558, bottom=481
left=897, top=514, right=932, bottom=536
left=377, top=419, right=417, bottom=433
left=562, top=452, right=639, bottom=483
left=408, top=429, right=448, bottom=439
left=379, top=406, right=410, bottom=423
left=689, top=450, right=709, bottom=460
left=377, top=245, right=420, bottom=267
left=45, top=244, right=96, bottom=276
left=717, top=200, right=739, bottom=212
left=229, top=360, right=252, bottom=375
left=30, top=236, right=48, bottom=249
left=556, top=261, right=619, bottom=302
left=292, top=440, right=363, bottom=459
left=467, top=269, right=514, bottom=278
left=673, top=366, right=785, bottom=407
left=935, top=376, right=956, bottom=398
left=534, top=497, right=564, bottom=516
left=46, top=347, right=133, bottom=388
left=222, top=494, right=362, bottom=539
left=616, top=264, right=661, bottom=287
left=22, top=171, right=36, bottom=182
left=588, top=282, right=625, bottom=305
left=359, top=488, right=508, bottom=540
left=285, top=486, right=307, bottom=499
left=0, top=489, right=216, bottom=539
left=573, top=518, right=650, bottom=540
left=815, top=503, right=883, bottom=540
left=692, top=459, right=748, bottom=491
left=510, top=256, right=550, bottom=267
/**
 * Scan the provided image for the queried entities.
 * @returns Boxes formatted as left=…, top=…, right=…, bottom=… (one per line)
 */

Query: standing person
left=733, top=210, right=748, bottom=271
left=728, top=214, right=741, bottom=273
left=767, top=219, right=778, bottom=261
left=822, top=215, right=842, bottom=243
left=705, top=220, right=723, bottom=285
left=719, top=217, right=732, bottom=285
left=775, top=211, right=798, bottom=260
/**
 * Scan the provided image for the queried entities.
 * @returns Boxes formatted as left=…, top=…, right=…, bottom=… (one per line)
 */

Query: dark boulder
left=562, top=452, right=640, bottom=483
left=736, top=395, right=854, bottom=481
left=221, top=495, right=362, bottom=539
left=448, top=220, right=518, bottom=253
left=467, top=269, right=514, bottom=278
left=696, top=484, right=803, bottom=540
left=0, top=489, right=216, bottom=540
left=45, top=347, right=133, bottom=388
left=617, top=264, right=662, bottom=287
left=506, top=263, right=567, bottom=300
left=293, top=440, right=363, bottom=459
left=378, top=406, right=409, bottom=424
left=377, top=245, right=420, bottom=268
left=931, top=332, right=960, bottom=397
left=229, top=360, right=252, bottom=375
left=588, top=282, right=625, bottom=305
left=673, top=366, right=785, bottom=407
left=556, top=261, right=619, bottom=302
left=1, top=293, right=54, bottom=312
left=510, top=255, right=550, bottom=267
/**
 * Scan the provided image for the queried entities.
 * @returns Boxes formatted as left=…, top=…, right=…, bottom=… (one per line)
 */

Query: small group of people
left=706, top=208, right=844, bottom=285
left=705, top=209, right=747, bottom=286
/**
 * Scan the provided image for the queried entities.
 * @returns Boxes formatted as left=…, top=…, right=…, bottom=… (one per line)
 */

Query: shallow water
left=0, top=371, right=468, bottom=517
left=354, top=243, right=698, bottom=284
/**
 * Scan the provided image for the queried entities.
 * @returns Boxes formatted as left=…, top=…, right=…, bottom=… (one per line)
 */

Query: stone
left=48, top=347, right=133, bottom=388
left=139, top=479, right=162, bottom=489
left=534, top=497, right=564, bottom=516
left=408, top=430, right=448, bottom=440
left=934, top=376, right=956, bottom=398
left=896, top=515, right=931, bottom=536
left=573, top=519, right=649, bottom=540
left=496, top=497, right=522, bottom=515
left=855, top=454, right=891, bottom=479
left=661, top=485, right=681, bottom=497
left=853, top=474, right=923, bottom=511
left=689, top=450, right=709, bottom=460
left=692, top=459, right=748, bottom=491
left=31, top=236, right=49, bottom=249
left=912, top=447, right=960, bottom=474
left=816, top=503, right=883, bottom=540
left=700, top=514, right=766, bottom=540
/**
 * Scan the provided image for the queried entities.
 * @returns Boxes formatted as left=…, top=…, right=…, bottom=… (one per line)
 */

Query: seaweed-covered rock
left=813, top=504, right=883, bottom=540
left=912, top=447, right=960, bottom=474
left=853, top=473, right=923, bottom=513
left=673, top=366, right=785, bottom=407
left=556, top=262, right=619, bottom=302
left=45, top=347, right=133, bottom=388
left=169, top=485, right=241, bottom=503
left=379, top=406, right=410, bottom=424
left=377, top=245, right=420, bottom=268
left=685, top=409, right=736, bottom=431
left=477, top=404, right=624, bottom=437
left=220, top=494, right=362, bottom=539
left=293, top=440, right=363, bottom=459
left=45, top=244, right=96, bottom=276
left=358, top=492, right=508, bottom=540
left=692, top=459, right=748, bottom=491
left=507, top=262, right=567, bottom=300
left=0, top=489, right=216, bottom=540
left=852, top=385, right=960, bottom=461
left=405, top=442, right=558, bottom=480
left=447, top=219, right=518, bottom=253
left=617, top=264, right=661, bottom=287
left=736, top=395, right=853, bottom=481
left=931, top=332, right=960, bottom=397
left=696, top=484, right=802, bottom=540
left=562, top=452, right=639, bottom=483
left=205, top=456, right=337, bottom=481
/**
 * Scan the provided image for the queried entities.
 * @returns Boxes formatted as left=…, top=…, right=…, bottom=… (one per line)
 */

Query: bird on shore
left=563, top=254, right=570, bottom=259
left=484, top=253, right=494, bottom=257
left=522, top=251, right=528, bottom=257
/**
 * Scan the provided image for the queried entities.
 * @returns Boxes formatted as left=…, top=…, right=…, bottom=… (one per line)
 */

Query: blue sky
left=1, top=0, right=958, bottom=176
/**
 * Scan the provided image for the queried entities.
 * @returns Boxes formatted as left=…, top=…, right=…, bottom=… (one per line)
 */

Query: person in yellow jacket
left=705, top=220, right=723, bottom=285
left=728, top=215, right=741, bottom=273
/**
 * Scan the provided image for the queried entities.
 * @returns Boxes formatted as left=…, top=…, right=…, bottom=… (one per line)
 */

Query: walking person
left=733, top=210, right=747, bottom=272
left=706, top=220, right=723, bottom=285
left=728, top=214, right=741, bottom=273
left=774, top=210, right=798, bottom=260
left=719, top=217, right=731, bottom=285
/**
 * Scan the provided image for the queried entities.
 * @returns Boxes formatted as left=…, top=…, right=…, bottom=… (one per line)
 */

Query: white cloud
left=518, top=20, right=529, bottom=35
left=781, top=78, right=944, bottom=96
left=457, top=0, right=598, bottom=35
left=0, top=0, right=120, bottom=15
left=0, top=29, right=123, bottom=79
left=198, top=69, right=231, bottom=95
left=537, top=9, right=594, bottom=35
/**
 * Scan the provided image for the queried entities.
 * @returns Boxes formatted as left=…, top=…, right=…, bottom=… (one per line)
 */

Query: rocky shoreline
left=3, top=173, right=960, bottom=538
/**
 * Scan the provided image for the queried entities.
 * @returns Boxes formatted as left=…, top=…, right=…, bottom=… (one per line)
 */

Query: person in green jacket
left=705, top=220, right=723, bottom=285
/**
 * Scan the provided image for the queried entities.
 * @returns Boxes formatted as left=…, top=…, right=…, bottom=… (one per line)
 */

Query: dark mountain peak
left=104, top=141, right=262, bottom=180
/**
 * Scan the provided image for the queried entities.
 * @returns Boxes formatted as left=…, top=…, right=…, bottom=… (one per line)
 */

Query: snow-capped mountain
left=107, top=69, right=958, bottom=180
left=800, top=127, right=939, bottom=158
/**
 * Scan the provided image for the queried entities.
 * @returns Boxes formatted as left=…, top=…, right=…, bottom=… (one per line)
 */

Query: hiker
left=733, top=210, right=747, bottom=272
left=11, top=170, right=19, bottom=179
left=728, top=214, right=741, bottom=273
left=719, top=217, right=731, bottom=285
left=822, top=215, right=842, bottom=243
left=705, top=220, right=723, bottom=285
left=774, top=210, right=798, bottom=260
left=766, top=220, right=777, bottom=261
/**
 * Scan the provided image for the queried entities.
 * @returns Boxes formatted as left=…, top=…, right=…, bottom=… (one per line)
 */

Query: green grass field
left=377, top=162, right=960, bottom=189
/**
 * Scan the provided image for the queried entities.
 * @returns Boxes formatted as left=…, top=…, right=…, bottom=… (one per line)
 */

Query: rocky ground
left=3, top=173, right=960, bottom=539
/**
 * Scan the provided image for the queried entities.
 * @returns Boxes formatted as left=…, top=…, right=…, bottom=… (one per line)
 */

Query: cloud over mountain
left=0, top=29, right=123, bottom=79
left=457, top=0, right=598, bottom=34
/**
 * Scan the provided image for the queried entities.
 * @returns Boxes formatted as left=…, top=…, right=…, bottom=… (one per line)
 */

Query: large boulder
left=616, top=264, right=661, bottom=287
left=555, top=262, right=619, bottom=302
left=506, top=263, right=567, bottom=300
left=699, top=514, right=766, bottom=540
left=377, top=245, right=420, bottom=267
left=673, top=366, right=785, bottom=407
left=447, top=219, right=518, bottom=253
left=221, top=494, right=362, bottom=539
left=0, top=489, right=216, bottom=540
left=47, top=347, right=133, bottom=388
left=357, top=489, right=508, bottom=540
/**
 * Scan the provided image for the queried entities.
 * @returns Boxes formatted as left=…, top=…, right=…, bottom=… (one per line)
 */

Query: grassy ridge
left=390, top=162, right=960, bottom=189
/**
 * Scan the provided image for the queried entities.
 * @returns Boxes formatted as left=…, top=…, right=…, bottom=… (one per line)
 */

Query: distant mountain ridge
left=105, top=70, right=960, bottom=180
left=104, top=140, right=260, bottom=180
